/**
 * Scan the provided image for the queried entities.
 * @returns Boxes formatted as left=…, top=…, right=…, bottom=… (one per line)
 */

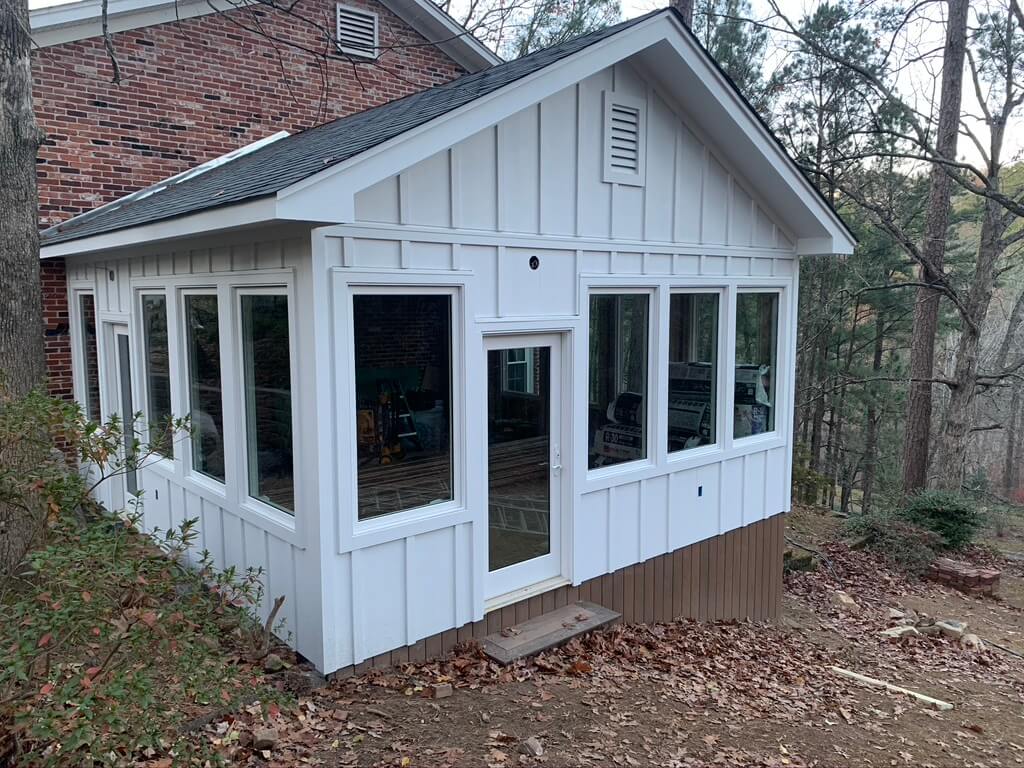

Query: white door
left=485, top=333, right=565, bottom=598
left=104, top=322, right=138, bottom=510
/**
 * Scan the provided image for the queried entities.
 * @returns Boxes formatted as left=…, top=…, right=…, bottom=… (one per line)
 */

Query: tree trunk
left=0, top=0, right=46, bottom=574
left=900, top=0, right=969, bottom=495
left=1005, top=384, right=1022, bottom=497
left=861, top=307, right=886, bottom=514
left=932, top=195, right=1004, bottom=489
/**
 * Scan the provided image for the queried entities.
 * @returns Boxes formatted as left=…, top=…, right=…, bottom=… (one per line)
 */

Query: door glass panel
left=488, top=347, right=551, bottom=572
left=116, top=334, right=138, bottom=496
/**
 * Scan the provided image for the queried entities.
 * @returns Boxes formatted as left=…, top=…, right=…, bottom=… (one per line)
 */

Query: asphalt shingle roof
left=41, top=10, right=662, bottom=246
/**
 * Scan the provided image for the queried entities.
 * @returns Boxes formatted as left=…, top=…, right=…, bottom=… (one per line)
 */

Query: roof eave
left=38, top=196, right=330, bottom=258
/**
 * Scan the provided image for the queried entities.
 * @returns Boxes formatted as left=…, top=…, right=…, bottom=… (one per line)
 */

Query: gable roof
left=39, top=8, right=856, bottom=254
left=29, top=0, right=500, bottom=71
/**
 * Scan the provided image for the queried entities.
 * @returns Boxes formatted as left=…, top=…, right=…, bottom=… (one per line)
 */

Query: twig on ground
left=830, top=666, right=954, bottom=710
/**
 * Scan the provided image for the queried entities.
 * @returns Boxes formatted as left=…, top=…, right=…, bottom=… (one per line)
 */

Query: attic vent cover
left=602, top=92, right=646, bottom=186
left=336, top=4, right=379, bottom=58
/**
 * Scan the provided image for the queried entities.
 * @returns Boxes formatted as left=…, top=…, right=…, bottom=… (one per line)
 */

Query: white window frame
left=234, top=284, right=300, bottom=522
left=344, top=280, right=468, bottom=540
left=70, top=288, right=102, bottom=422
left=666, top=287, right=725, bottom=459
left=602, top=90, right=647, bottom=187
left=335, top=3, right=379, bottom=59
left=500, top=347, right=536, bottom=395
left=180, top=287, right=228, bottom=492
left=135, top=288, right=177, bottom=466
left=731, top=287, right=785, bottom=445
left=585, top=287, right=656, bottom=479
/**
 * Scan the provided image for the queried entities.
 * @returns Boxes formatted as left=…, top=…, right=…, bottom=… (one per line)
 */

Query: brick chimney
left=671, top=0, right=694, bottom=28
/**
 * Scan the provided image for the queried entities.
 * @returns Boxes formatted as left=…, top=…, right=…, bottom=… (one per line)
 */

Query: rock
left=519, top=736, right=544, bottom=757
left=432, top=682, right=453, bottom=699
left=842, top=535, right=871, bottom=551
left=263, top=653, right=287, bottom=673
left=917, top=624, right=942, bottom=637
left=253, top=727, right=278, bottom=750
left=936, top=619, right=968, bottom=639
left=831, top=591, right=860, bottom=614
left=887, top=607, right=906, bottom=621
left=879, top=626, right=920, bottom=641
left=783, top=549, right=817, bottom=573
left=915, top=613, right=935, bottom=628
left=960, top=633, right=984, bottom=651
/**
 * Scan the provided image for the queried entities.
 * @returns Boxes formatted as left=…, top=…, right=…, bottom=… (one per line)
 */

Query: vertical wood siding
left=354, top=62, right=796, bottom=251
left=331, top=513, right=785, bottom=677
left=66, top=233, right=323, bottom=666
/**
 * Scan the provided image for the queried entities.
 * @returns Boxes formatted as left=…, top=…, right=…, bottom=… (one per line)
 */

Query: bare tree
left=0, top=0, right=46, bottom=572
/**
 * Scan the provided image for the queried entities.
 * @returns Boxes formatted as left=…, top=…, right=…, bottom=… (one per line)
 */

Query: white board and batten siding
left=66, top=233, right=328, bottom=668
left=316, top=59, right=799, bottom=669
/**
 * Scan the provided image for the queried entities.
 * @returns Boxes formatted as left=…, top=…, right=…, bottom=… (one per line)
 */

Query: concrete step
left=480, top=600, right=621, bottom=665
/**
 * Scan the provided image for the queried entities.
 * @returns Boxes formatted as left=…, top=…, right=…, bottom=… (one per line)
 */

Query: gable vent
left=336, top=4, right=379, bottom=59
left=603, top=92, right=646, bottom=186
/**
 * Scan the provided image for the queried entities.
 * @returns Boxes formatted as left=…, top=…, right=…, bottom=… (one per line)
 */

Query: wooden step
left=480, top=600, right=621, bottom=665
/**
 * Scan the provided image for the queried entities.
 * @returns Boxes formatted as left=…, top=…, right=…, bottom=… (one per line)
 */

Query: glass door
left=105, top=323, right=138, bottom=511
left=486, top=334, right=563, bottom=598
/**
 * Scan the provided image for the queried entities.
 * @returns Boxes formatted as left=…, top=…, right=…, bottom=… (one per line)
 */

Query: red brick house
left=31, top=0, right=499, bottom=403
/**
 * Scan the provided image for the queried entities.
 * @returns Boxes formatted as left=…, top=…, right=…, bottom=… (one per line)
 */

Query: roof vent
left=336, top=4, right=379, bottom=59
left=602, top=92, right=646, bottom=186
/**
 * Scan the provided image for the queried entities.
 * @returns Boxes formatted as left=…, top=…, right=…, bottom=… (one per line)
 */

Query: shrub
left=844, top=511, right=944, bottom=575
left=899, top=490, right=982, bottom=550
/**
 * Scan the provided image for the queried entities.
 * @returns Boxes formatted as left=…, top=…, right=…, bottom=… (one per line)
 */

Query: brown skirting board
left=333, top=512, right=785, bottom=677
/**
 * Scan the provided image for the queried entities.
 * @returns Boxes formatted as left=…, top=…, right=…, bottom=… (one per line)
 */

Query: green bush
left=899, top=490, right=982, bottom=550
left=844, top=511, right=944, bottom=575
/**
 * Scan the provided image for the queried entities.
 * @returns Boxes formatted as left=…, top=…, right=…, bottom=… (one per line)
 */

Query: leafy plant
left=843, top=510, right=944, bottom=575
left=899, top=490, right=983, bottom=551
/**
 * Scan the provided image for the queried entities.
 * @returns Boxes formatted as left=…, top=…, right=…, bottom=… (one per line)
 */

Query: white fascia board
left=276, top=13, right=672, bottom=218
left=379, top=0, right=501, bottom=72
left=797, top=236, right=852, bottom=257
left=39, top=197, right=284, bottom=258
left=278, top=12, right=856, bottom=254
left=30, top=0, right=242, bottom=47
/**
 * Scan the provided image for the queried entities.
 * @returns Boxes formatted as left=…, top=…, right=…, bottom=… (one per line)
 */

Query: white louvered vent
left=602, top=92, right=647, bottom=186
left=336, top=4, right=379, bottom=59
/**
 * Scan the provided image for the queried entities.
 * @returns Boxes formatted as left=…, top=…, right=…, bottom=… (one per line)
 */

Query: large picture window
left=185, top=294, right=225, bottom=482
left=588, top=293, right=649, bottom=469
left=141, top=294, right=173, bottom=457
left=78, top=293, right=101, bottom=421
left=734, top=292, right=779, bottom=438
left=668, top=293, right=719, bottom=452
left=241, top=293, right=294, bottom=513
left=354, top=294, right=453, bottom=520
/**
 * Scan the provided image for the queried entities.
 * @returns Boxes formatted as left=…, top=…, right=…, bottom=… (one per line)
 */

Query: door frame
left=483, top=332, right=571, bottom=601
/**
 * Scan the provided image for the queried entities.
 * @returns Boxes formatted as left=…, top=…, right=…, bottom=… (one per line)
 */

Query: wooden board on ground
left=480, top=601, right=621, bottom=665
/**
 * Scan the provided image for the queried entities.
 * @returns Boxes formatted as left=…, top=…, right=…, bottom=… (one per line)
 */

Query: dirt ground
left=199, top=506, right=1024, bottom=767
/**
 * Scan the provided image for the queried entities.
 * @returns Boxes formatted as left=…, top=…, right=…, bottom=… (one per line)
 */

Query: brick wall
left=33, top=0, right=466, bottom=401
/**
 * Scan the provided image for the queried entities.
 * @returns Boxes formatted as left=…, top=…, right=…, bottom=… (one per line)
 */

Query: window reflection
left=734, top=292, right=779, bottom=438
left=185, top=294, right=225, bottom=482
left=141, top=294, right=173, bottom=457
left=588, top=294, right=648, bottom=469
left=668, top=293, right=718, bottom=452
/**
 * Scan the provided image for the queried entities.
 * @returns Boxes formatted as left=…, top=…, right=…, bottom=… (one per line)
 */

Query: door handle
left=551, top=464, right=562, bottom=472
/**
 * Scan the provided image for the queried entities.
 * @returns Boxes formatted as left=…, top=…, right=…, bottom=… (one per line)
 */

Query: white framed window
left=351, top=290, right=455, bottom=521
left=668, top=290, right=721, bottom=454
left=501, top=347, right=536, bottom=395
left=588, top=291, right=651, bottom=470
left=336, top=3, right=379, bottom=59
left=602, top=91, right=647, bottom=187
left=733, top=290, right=781, bottom=440
left=182, top=289, right=225, bottom=484
left=139, top=291, right=174, bottom=458
left=75, top=291, right=102, bottom=422
left=238, top=288, right=295, bottom=515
